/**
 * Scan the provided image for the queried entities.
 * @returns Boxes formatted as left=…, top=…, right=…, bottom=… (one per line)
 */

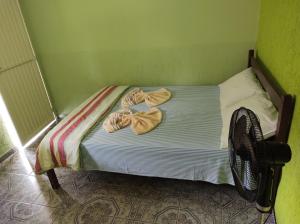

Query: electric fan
left=228, top=107, right=291, bottom=223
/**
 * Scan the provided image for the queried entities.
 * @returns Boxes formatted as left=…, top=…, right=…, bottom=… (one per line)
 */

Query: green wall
left=256, top=0, right=300, bottom=223
left=0, top=118, right=12, bottom=158
left=19, top=0, right=260, bottom=115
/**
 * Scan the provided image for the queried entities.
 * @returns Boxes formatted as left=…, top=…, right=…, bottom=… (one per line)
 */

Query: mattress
left=80, top=86, right=234, bottom=185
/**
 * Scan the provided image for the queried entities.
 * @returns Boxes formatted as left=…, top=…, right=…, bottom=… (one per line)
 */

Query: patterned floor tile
left=0, top=152, right=33, bottom=175
left=0, top=149, right=277, bottom=224
left=0, top=200, right=54, bottom=224
left=0, top=173, right=42, bottom=204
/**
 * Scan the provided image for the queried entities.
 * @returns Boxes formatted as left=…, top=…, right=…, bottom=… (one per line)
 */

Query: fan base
left=258, top=212, right=273, bottom=224
left=256, top=202, right=271, bottom=213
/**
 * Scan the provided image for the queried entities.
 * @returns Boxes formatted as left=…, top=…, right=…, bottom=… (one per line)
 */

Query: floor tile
left=0, top=148, right=275, bottom=224
left=0, top=200, right=54, bottom=224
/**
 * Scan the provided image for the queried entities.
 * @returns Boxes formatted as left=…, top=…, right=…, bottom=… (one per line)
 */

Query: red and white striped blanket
left=35, top=86, right=128, bottom=173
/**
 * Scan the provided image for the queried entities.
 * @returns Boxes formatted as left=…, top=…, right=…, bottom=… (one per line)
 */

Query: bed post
left=46, top=169, right=60, bottom=189
left=275, top=94, right=295, bottom=143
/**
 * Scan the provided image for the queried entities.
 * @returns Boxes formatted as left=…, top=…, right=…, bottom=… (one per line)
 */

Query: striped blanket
left=35, top=86, right=128, bottom=174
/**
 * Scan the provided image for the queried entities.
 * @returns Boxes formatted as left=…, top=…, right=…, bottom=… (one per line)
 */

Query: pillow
left=219, top=67, right=265, bottom=108
left=219, top=68, right=278, bottom=149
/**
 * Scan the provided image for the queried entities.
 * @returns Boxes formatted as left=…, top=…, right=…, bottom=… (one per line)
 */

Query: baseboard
left=0, top=148, right=15, bottom=163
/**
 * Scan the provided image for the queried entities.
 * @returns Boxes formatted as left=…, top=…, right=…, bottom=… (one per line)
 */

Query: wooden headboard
left=247, top=49, right=295, bottom=143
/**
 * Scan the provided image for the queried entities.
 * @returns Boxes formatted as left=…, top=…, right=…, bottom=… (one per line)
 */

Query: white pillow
left=219, top=67, right=265, bottom=108
left=219, top=68, right=278, bottom=149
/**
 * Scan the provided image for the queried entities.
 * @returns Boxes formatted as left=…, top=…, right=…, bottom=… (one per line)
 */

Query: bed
left=44, top=50, right=295, bottom=189
left=81, top=85, right=230, bottom=183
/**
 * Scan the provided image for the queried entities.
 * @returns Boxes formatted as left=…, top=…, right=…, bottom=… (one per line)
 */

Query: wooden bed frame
left=46, top=49, right=295, bottom=189
left=248, top=50, right=295, bottom=143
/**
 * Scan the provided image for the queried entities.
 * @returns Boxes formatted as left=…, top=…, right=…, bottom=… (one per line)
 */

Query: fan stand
left=258, top=212, right=272, bottom=224
left=257, top=165, right=282, bottom=224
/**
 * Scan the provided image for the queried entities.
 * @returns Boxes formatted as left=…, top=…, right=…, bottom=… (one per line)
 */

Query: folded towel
left=121, top=88, right=171, bottom=108
left=102, top=109, right=132, bottom=133
left=131, top=108, right=162, bottom=135
left=121, top=88, right=145, bottom=108
left=103, top=108, right=162, bottom=135
left=144, top=88, right=172, bottom=107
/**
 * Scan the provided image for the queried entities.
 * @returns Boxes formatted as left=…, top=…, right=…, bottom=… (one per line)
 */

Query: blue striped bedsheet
left=80, top=86, right=234, bottom=185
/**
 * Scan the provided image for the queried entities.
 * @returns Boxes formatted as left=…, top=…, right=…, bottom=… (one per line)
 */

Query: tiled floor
left=0, top=148, right=275, bottom=224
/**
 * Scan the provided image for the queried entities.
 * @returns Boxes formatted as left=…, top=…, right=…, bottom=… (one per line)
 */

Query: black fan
left=228, top=107, right=291, bottom=222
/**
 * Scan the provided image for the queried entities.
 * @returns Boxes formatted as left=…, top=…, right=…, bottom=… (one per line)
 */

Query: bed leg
left=46, top=169, right=60, bottom=189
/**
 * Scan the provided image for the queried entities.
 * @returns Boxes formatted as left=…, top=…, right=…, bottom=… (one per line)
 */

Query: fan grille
left=228, top=107, right=264, bottom=201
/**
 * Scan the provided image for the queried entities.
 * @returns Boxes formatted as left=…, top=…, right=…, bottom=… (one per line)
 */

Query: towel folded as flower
left=103, top=107, right=162, bottom=135
left=121, top=88, right=171, bottom=108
